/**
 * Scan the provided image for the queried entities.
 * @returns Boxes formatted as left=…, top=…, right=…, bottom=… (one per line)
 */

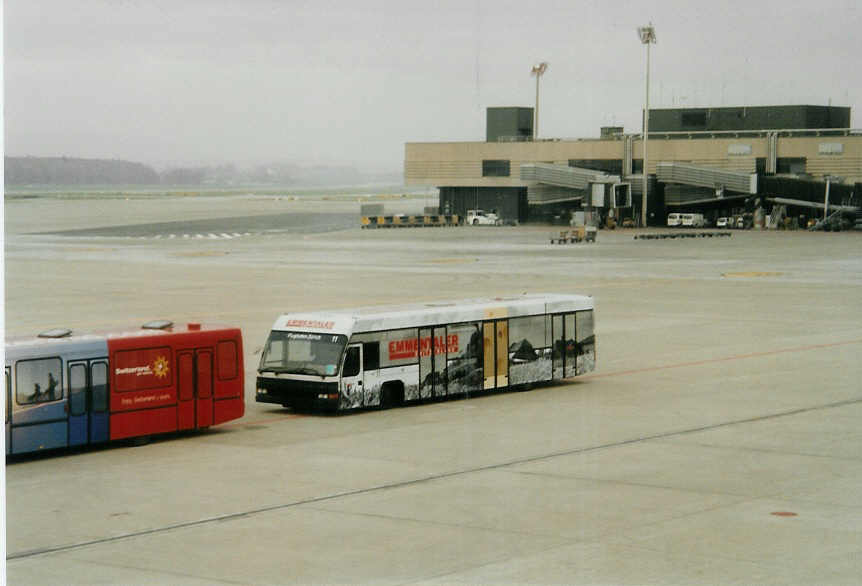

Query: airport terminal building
left=404, top=105, right=861, bottom=227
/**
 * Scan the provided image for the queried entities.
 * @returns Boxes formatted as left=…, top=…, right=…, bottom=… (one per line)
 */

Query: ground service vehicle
left=680, top=213, right=706, bottom=227
left=256, top=294, right=595, bottom=412
left=716, top=217, right=729, bottom=228
left=466, top=209, right=501, bottom=226
left=5, top=321, right=244, bottom=456
left=667, top=213, right=681, bottom=227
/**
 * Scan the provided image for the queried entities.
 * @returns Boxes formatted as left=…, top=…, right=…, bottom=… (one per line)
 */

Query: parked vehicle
left=680, top=213, right=706, bottom=228
left=716, top=217, right=729, bottom=228
left=466, top=209, right=501, bottom=226
left=667, top=213, right=681, bottom=227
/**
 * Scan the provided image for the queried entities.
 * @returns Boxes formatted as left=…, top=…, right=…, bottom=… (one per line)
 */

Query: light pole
left=637, top=23, right=656, bottom=227
left=531, top=62, right=548, bottom=141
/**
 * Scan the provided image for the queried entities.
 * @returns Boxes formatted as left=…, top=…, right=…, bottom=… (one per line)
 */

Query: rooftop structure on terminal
left=648, top=105, right=851, bottom=133
left=486, top=107, right=534, bottom=142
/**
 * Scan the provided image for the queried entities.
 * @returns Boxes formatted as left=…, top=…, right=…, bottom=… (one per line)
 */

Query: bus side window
left=16, top=358, right=63, bottom=405
left=363, top=343, right=379, bottom=371
left=342, top=347, right=360, bottom=377
left=217, top=340, right=238, bottom=380
left=91, top=362, right=108, bottom=412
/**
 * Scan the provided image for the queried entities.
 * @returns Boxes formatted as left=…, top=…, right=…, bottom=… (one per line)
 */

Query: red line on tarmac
left=581, top=338, right=862, bottom=381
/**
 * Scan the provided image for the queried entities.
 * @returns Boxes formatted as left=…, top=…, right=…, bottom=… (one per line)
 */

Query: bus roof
left=271, top=293, right=593, bottom=336
left=5, top=322, right=238, bottom=355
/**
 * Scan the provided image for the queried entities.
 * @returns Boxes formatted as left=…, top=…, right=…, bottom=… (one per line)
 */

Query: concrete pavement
left=5, top=193, right=862, bottom=584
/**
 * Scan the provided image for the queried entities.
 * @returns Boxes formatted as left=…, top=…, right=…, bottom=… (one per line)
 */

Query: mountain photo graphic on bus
left=5, top=321, right=244, bottom=456
left=256, top=294, right=595, bottom=413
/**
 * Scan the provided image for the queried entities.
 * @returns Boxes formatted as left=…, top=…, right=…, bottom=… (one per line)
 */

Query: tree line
left=4, top=156, right=397, bottom=187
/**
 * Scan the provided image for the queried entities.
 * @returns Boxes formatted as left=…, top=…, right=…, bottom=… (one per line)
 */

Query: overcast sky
left=4, top=0, right=861, bottom=172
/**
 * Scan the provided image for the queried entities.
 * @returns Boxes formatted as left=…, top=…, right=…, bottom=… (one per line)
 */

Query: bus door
left=5, top=367, right=10, bottom=455
left=551, top=314, right=577, bottom=379
left=482, top=320, right=509, bottom=390
left=195, top=350, right=213, bottom=428
left=419, top=327, right=447, bottom=399
left=341, top=344, right=363, bottom=406
left=564, top=314, right=577, bottom=378
left=177, top=349, right=214, bottom=430
left=67, top=360, right=110, bottom=447
left=552, top=315, right=563, bottom=378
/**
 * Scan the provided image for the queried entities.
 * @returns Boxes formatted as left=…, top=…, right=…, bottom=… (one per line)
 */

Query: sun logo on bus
left=152, top=355, right=170, bottom=379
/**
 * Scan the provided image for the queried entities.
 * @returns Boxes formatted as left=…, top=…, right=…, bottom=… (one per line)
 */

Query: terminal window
left=569, top=159, right=623, bottom=175
left=776, top=157, right=807, bottom=174
left=482, top=160, right=511, bottom=177
left=681, top=111, right=707, bottom=127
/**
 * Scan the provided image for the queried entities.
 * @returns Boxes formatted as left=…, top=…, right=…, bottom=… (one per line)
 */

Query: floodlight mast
left=637, top=23, right=656, bottom=227
left=531, top=62, right=548, bottom=141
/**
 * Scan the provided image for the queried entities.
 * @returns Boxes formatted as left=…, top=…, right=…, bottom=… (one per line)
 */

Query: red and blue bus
left=5, top=321, right=244, bottom=456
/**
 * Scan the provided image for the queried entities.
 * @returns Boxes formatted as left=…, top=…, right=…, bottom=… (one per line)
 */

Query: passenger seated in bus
left=29, top=383, right=43, bottom=402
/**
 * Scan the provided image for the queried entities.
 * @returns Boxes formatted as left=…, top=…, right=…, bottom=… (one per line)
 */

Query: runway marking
left=229, top=338, right=862, bottom=429
left=172, top=251, right=229, bottom=258
left=722, top=271, right=784, bottom=278
left=428, top=258, right=474, bottom=264
left=579, top=338, right=862, bottom=382
left=152, top=232, right=255, bottom=240
left=10, top=394, right=862, bottom=561
left=10, top=337, right=861, bottom=560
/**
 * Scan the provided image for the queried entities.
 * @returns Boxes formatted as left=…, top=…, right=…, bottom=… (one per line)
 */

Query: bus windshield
left=260, top=331, right=348, bottom=376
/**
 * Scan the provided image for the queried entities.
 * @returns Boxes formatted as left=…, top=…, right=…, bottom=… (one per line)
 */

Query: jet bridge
left=656, top=162, right=757, bottom=195
left=520, top=163, right=631, bottom=208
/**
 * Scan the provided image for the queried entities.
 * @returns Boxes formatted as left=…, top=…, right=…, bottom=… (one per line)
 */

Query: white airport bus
left=256, top=294, right=595, bottom=412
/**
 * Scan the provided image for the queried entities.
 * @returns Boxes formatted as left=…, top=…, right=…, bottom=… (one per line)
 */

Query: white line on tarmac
left=10, top=395, right=862, bottom=562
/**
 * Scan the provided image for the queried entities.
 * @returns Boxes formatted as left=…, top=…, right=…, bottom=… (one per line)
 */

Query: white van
left=680, top=213, right=705, bottom=228
left=667, top=213, right=681, bottom=227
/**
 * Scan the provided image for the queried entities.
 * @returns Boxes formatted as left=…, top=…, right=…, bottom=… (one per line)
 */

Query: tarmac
left=4, top=192, right=862, bottom=584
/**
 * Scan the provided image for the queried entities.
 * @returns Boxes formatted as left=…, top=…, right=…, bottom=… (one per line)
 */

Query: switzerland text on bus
left=256, top=294, right=595, bottom=412
left=5, top=321, right=244, bottom=456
